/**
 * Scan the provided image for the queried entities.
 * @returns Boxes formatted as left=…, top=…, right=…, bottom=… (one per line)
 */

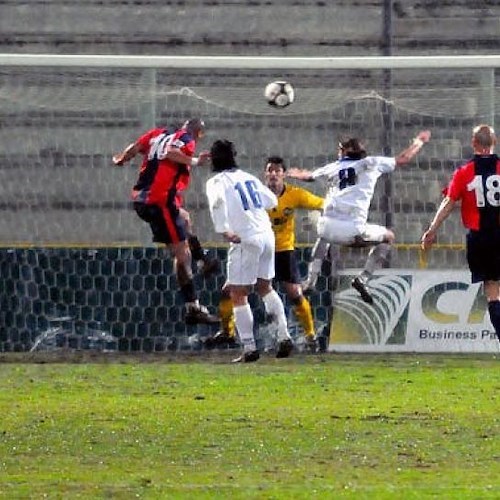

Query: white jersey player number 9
left=338, top=167, right=357, bottom=190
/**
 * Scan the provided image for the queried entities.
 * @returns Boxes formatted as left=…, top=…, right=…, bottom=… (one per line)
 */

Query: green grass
left=0, top=353, right=498, bottom=499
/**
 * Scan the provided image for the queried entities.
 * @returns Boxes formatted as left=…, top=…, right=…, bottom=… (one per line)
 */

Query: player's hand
left=112, top=154, right=124, bottom=166
left=223, top=231, right=241, bottom=244
left=286, top=167, right=300, bottom=178
left=417, top=130, right=431, bottom=143
left=197, top=151, right=211, bottom=166
left=421, top=229, right=436, bottom=251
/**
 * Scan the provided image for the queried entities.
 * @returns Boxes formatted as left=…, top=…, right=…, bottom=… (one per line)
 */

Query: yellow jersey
left=267, top=183, right=324, bottom=252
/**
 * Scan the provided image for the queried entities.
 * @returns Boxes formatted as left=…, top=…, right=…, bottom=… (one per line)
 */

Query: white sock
left=234, top=304, right=256, bottom=351
left=262, top=290, right=290, bottom=341
left=305, top=238, right=329, bottom=286
left=306, top=258, right=322, bottom=286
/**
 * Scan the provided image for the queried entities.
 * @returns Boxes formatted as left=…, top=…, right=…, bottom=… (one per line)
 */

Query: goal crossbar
left=1, top=54, right=500, bottom=69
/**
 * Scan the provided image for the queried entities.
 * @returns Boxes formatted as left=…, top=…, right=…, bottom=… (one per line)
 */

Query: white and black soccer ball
left=264, top=80, right=295, bottom=107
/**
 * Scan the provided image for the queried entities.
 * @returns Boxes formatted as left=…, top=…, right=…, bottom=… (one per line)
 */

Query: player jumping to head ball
left=288, top=129, right=431, bottom=304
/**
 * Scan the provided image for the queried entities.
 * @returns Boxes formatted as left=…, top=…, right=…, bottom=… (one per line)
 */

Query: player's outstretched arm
left=421, top=196, right=455, bottom=250
left=196, top=151, right=211, bottom=166
left=164, top=146, right=207, bottom=167
left=287, top=167, right=314, bottom=181
left=395, top=130, right=431, bottom=167
left=112, top=142, right=139, bottom=166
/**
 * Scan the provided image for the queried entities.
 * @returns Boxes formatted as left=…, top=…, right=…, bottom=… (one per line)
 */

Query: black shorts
left=274, top=250, right=301, bottom=284
left=466, top=230, right=500, bottom=283
left=134, top=201, right=187, bottom=245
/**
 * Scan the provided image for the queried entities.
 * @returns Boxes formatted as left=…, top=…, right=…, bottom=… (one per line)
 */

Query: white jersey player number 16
left=234, top=180, right=263, bottom=210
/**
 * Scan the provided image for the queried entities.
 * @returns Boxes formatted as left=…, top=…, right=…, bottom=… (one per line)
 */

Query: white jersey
left=312, top=155, right=396, bottom=223
left=206, top=168, right=278, bottom=240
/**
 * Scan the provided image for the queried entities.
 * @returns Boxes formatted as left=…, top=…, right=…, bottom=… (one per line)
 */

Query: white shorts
left=226, top=231, right=275, bottom=285
left=317, top=215, right=387, bottom=245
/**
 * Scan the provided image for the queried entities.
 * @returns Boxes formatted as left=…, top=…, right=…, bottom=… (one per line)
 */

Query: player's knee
left=484, top=281, right=500, bottom=302
left=290, top=294, right=303, bottom=306
left=220, top=285, right=231, bottom=300
left=286, top=284, right=302, bottom=302
left=229, top=286, right=249, bottom=306
left=256, top=279, right=273, bottom=297
left=384, top=230, right=396, bottom=244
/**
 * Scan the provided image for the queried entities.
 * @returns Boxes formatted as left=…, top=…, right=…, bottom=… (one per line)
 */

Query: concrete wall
left=0, top=1, right=498, bottom=56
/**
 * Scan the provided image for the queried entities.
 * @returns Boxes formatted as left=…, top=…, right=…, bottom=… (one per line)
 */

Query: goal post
left=0, top=54, right=499, bottom=353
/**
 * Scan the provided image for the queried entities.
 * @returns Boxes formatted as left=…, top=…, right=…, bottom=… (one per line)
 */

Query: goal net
left=1, top=55, right=498, bottom=249
left=0, top=55, right=499, bottom=352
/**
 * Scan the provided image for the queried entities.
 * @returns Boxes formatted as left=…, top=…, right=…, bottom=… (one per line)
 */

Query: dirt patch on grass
left=0, top=350, right=239, bottom=364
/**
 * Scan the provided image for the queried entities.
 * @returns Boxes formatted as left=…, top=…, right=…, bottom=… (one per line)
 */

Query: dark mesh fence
left=0, top=247, right=337, bottom=352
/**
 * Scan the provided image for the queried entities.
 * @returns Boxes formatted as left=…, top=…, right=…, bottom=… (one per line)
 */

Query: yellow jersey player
left=206, top=156, right=324, bottom=353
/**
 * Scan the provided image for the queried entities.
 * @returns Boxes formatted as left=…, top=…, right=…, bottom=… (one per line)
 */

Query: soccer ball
left=264, top=80, right=295, bottom=107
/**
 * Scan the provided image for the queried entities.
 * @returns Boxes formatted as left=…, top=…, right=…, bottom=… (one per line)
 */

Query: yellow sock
left=293, top=296, right=315, bottom=338
left=219, top=295, right=236, bottom=338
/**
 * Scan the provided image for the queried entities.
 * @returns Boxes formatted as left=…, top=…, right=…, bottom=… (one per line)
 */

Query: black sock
left=487, top=300, right=500, bottom=342
left=180, top=282, right=196, bottom=304
left=188, top=235, right=207, bottom=263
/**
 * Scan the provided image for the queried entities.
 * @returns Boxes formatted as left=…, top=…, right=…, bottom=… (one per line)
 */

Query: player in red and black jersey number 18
left=422, top=124, right=500, bottom=344
left=112, top=118, right=220, bottom=326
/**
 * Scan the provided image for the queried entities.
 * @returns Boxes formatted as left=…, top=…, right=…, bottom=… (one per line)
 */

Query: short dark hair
left=339, top=137, right=367, bottom=160
left=266, top=156, right=286, bottom=171
left=210, top=139, right=237, bottom=172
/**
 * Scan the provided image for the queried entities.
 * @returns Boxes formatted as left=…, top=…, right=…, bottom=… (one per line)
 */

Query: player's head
left=183, top=118, right=205, bottom=139
left=210, top=139, right=237, bottom=172
left=472, top=124, right=496, bottom=154
left=266, top=156, right=286, bottom=172
left=264, top=156, right=286, bottom=193
left=338, top=137, right=367, bottom=160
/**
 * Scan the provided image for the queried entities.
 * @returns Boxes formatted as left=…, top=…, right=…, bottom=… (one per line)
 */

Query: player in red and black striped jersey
left=422, top=124, right=500, bottom=343
left=126, top=124, right=219, bottom=277
left=112, top=119, right=219, bottom=325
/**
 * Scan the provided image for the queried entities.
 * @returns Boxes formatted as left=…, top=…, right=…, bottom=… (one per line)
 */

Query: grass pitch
left=0, top=353, right=498, bottom=499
